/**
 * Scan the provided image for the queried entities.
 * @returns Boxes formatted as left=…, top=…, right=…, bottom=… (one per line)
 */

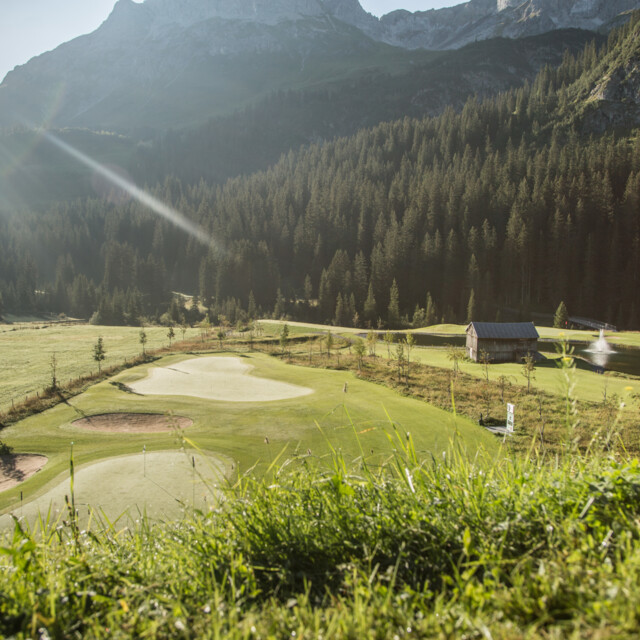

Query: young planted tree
left=353, top=338, right=366, bottom=371
left=522, top=352, right=536, bottom=393
left=93, top=337, right=106, bottom=373
left=167, top=325, right=175, bottom=347
left=325, top=331, right=334, bottom=359
left=50, top=353, right=58, bottom=390
left=139, top=328, right=147, bottom=357
left=447, top=345, right=465, bottom=376
left=280, top=324, right=290, bottom=355
left=366, top=330, right=377, bottom=357
left=480, top=349, right=491, bottom=381
left=217, top=328, right=226, bottom=350
left=395, top=341, right=406, bottom=384
left=497, top=375, right=511, bottom=403
left=383, top=331, right=394, bottom=359
left=405, top=333, right=416, bottom=378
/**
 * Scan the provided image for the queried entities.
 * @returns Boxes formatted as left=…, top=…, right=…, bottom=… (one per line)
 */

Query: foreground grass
left=2, top=441, right=640, bottom=638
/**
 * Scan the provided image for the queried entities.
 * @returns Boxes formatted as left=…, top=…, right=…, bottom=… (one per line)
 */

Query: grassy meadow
left=0, top=322, right=199, bottom=412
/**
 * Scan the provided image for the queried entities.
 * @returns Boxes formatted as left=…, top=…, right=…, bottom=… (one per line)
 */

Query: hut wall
left=477, top=338, right=538, bottom=362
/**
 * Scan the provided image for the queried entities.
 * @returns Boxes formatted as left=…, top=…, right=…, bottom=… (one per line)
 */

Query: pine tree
left=425, top=293, right=437, bottom=326
left=363, top=283, right=377, bottom=326
left=93, top=337, right=106, bottom=373
left=554, top=301, right=569, bottom=329
left=247, top=291, right=257, bottom=319
left=334, top=293, right=347, bottom=327
left=466, top=289, right=476, bottom=324
left=387, top=279, right=400, bottom=327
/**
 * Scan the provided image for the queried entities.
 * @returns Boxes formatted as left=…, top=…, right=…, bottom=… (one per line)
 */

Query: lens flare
left=40, top=129, right=219, bottom=251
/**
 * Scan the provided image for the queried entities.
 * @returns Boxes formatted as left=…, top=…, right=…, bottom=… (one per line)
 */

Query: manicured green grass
left=0, top=451, right=228, bottom=530
left=260, top=320, right=639, bottom=404
left=410, top=345, right=639, bottom=405
left=0, top=323, right=199, bottom=412
left=414, top=322, right=640, bottom=348
left=0, top=352, right=496, bottom=518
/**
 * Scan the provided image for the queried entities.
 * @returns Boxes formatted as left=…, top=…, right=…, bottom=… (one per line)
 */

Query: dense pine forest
left=1, top=15, right=639, bottom=328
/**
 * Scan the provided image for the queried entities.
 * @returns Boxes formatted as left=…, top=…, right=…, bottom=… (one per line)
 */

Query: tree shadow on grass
left=110, top=381, right=143, bottom=395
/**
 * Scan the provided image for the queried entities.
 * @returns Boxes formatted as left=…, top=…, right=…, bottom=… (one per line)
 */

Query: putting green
left=0, top=451, right=229, bottom=530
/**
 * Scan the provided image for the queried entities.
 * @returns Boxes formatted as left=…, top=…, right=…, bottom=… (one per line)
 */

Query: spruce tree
left=363, top=283, right=377, bottom=326
left=466, top=289, right=476, bottom=324
left=387, top=279, right=400, bottom=327
left=554, top=301, right=569, bottom=329
left=93, top=336, right=106, bottom=373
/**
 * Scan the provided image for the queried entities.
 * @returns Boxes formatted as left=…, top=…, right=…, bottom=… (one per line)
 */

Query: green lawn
left=414, top=322, right=640, bottom=348
left=0, top=351, right=497, bottom=519
left=408, top=345, right=638, bottom=405
left=259, top=320, right=639, bottom=404
left=0, top=323, right=199, bottom=412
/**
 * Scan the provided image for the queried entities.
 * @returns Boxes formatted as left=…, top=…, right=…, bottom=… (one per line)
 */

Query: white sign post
left=506, top=403, right=515, bottom=433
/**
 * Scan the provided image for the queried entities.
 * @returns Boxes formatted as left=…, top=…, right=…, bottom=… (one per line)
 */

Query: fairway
left=0, top=451, right=228, bottom=529
left=0, top=352, right=498, bottom=520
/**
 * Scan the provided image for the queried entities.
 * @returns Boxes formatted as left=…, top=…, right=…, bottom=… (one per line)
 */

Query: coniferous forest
left=1, top=16, right=639, bottom=329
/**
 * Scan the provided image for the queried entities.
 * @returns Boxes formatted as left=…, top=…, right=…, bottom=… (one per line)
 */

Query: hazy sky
left=0, top=0, right=460, bottom=82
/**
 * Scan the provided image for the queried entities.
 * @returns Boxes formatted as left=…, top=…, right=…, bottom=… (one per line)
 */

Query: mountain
left=566, top=16, right=640, bottom=131
left=0, top=29, right=600, bottom=211
left=0, top=0, right=638, bottom=133
left=2, top=13, right=640, bottom=327
left=0, top=1, right=396, bottom=132
left=377, top=0, right=640, bottom=50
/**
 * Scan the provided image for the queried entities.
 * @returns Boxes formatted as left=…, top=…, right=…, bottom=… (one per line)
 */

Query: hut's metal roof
left=466, top=322, right=539, bottom=340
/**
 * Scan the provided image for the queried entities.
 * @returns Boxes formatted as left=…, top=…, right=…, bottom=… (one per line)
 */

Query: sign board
left=506, top=403, right=515, bottom=432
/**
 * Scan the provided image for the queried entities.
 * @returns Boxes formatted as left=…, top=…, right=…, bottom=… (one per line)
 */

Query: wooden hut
left=466, top=322, right=539, bottom=363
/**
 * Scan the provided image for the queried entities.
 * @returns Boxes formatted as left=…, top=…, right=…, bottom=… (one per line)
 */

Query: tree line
left=1, top=14, right=639, bottom=328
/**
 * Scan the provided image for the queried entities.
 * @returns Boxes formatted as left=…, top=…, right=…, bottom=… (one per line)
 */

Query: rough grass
left=2, top=440, right=640, bottom=638
left=277, top=341, right=640, bottom=457
left=0, top=323, right=199, bottom=413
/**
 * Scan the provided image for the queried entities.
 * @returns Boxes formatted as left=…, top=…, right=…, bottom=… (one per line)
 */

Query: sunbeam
left=40, top=129, right=220, bottom=252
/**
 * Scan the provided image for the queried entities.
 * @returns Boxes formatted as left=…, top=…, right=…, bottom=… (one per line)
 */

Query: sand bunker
left=129, top=356, right=313, bottom=402
left=73, top=413, right=193, bottom=433
left=0, top=455, right=48, bottom=492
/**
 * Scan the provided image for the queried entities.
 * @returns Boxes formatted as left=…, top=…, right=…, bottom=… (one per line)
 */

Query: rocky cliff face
left=378, top=0, right=640, bottom=50
left=0, top=0, right=639, bottom=132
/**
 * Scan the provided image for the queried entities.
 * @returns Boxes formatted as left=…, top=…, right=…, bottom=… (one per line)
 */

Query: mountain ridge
left=1, top=0, right=639, bottom=133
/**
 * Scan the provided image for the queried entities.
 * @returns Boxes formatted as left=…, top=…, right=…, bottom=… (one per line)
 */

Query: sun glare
left=40, top=129, right=220, bottom=252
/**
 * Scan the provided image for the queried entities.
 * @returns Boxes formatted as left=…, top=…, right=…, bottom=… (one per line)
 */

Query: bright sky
left=0, top=0, right=460, bottom=82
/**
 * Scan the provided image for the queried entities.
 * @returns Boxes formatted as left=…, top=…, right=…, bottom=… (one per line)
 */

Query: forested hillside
left=0, top=29, right=597, bottom=212
left=1, top=15, right=639, bottom=328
